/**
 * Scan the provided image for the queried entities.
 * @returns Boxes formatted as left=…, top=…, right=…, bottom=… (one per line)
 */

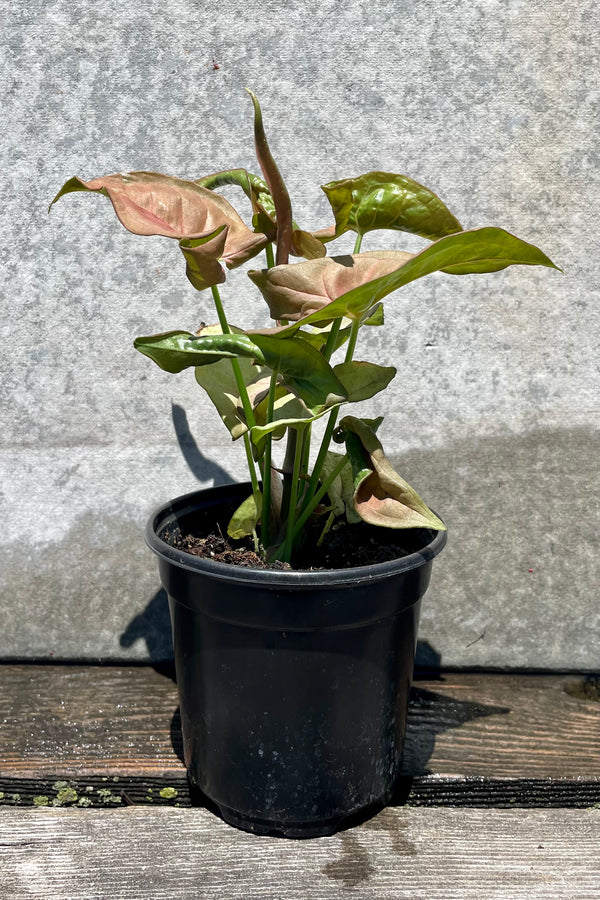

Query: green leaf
left=194, top=325, right=269, bottom=440
left=195, top=169, right=278, bottom=241
left=261, top=227, right=560, bottom=332
left=322, top=171, right=463, bottom=240
left=195, top=168, right=325, bottom=260
left=289, top=321, right=354, bottom=354
left=362, top=303, right=384, bottom=326
left=133, top=331, right=266, bottom=373
left=195, top=168, right=270, bottom=201
left=340, top=416, right=446, bottom=531
left=249, top=390, right=341, bottom=454
left=134, top=329, right=347, bottom=412
left=333, top=361, right=396, bottom=403
left=251, top=334, right=347, bottom=410
left=227, top=490, right=263, bottom=539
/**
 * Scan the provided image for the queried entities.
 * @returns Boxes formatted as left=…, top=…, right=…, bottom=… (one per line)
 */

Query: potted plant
left=51, top=92, right=558, bottom=837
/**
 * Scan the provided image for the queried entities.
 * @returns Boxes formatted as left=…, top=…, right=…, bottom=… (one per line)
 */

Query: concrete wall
left=2, top=0, right=598, bottom=668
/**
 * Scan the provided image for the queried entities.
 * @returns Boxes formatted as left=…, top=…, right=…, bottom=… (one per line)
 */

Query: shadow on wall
left=120, top=402, right=235, bottom=661
left=171, top=403, right=234, bottom=485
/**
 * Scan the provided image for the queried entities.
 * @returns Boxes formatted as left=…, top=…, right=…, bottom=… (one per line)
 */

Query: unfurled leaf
left=249, top=390, right=341, bottom=454
left=322, top=172, right=463, bottom=240
left=333, top=361, right=396, bottom=403
left=227, top=490, right=263, bottom=539
left=134, top=329, right=347, bottom=412
left=256, top=227, right=560, bottom=333
left=339, top=416, right=446, bottom=531
left=251, top=334, right=347, bottom=410
left=248, top=250, right=413, bottom=322
left=50, top=172, right=268, bottom=288
left=134, top=330, right=266, bottom=373
left=194, top=325, right=269, bottom=440
left=247, top=91, right=293, bottom=265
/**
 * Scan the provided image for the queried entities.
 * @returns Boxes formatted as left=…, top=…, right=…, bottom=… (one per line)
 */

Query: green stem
left=343, top=316, right=361, bottom=363
left=210, top=284, right=259, bottom=491
left=243, top=434, right=260, bottom=494
left=265, top=241, right=275, bottom=269
left=322, top=319, right=341, bottom=362
left=353, top=232, right=363, bottom=254
left=210, top=285, right=256, bottom=428
left=279, top=428, right=305, bottom=563
left=260, top=370, right=278, bottom=549
left=292, top=453, right=348, bottom=543
left=301, top=315, right=362, bottom=515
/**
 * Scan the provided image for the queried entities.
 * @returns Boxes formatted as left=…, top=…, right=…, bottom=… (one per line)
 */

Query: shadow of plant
left=171, top=403, right=234, bottom=485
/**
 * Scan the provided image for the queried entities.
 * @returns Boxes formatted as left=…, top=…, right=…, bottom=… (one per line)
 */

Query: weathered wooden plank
left=2, top=774, right=599, bottom=810
left=0, top=807, right=598, bottom=899
left=0, top=665, right=597, bottom=781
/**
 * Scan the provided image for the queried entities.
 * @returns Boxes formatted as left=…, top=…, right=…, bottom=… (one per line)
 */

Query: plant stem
left=343, top=316, right=361, bottom=362
left=297, top=232, right=365, bottom=518
left=210, top=284, right=259, bottom=490
left=300, top=315, right=362, bottom=514
left=265, top=241, right=275, bottom=269
left=258, top=241, right=278, bottom=549
left=243, top=434, right=260, bottom=494
left=292, top=452, right=348, bottom=543
left=322, top=319, right=341, bottom=362
left=279, top=427, right=305, bottom=563
left=260, top=370, right=278, bottom=549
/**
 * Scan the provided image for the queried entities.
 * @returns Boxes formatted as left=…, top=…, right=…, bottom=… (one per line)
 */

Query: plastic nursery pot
left=146, top=482, right=446, bottom=839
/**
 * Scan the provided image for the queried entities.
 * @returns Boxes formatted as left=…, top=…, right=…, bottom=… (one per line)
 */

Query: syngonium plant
left=50, top=92, right=559, bottom=565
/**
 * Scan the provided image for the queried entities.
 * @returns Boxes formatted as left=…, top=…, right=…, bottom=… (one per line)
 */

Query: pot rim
left=145, top=482, right=447, bottom=588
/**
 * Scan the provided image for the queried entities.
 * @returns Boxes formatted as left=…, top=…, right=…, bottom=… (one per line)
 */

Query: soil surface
left=163, top=517, right=432, bottom=571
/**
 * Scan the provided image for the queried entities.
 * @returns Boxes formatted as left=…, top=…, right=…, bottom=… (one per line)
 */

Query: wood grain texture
left=0, top=807, right=598, bottom=899
left=0, top=666, right=597, bottom=782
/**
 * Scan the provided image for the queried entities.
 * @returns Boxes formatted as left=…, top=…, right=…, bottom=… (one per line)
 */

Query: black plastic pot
left=146, top=482, right=446, bottom=838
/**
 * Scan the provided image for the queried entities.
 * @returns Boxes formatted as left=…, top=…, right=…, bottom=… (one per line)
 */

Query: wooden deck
left=0, top=665, right=598, bottom=897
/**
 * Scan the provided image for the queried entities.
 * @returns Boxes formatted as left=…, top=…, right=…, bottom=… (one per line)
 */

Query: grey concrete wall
left=2, top=0, right=598, bottom=668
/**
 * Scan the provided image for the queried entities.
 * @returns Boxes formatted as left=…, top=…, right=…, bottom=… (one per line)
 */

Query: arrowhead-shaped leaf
left=50, top=172, right=268, bottom=280
left=134, top=331, right=266, bottom=373
left=193, top=325, right=270, bottom=440
left=257, top=227, right=560, bottom=333
left=134, top=329, right=347, bottom=412
left=322, top=171, right=463, bottom=240
left=249, top=390, right=342, bottom=454
left=251, top=334, right=347, bottom=410
left=227, top=490, right=263, bottom=539
left=248, top=250, right=414, bottom=322
left=340, top=416, right=446, bottom=531
left=333, top=361, right=396, bottom=402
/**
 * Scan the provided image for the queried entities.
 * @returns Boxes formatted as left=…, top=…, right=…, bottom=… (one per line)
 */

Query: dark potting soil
left=163, top=516, right=433, bottom=571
